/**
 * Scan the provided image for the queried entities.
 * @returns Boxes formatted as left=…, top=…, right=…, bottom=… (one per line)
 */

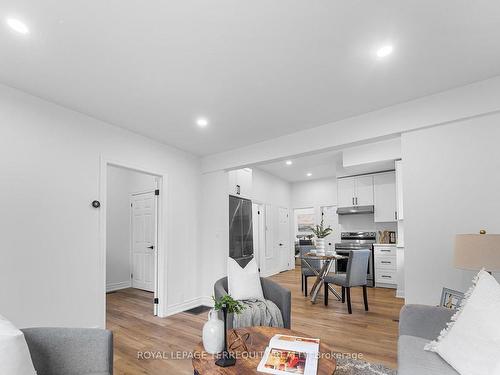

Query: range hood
left=336, top=205, right=374, bottom=215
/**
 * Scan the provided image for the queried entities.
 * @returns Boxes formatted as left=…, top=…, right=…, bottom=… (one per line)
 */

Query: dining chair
left=299, top=245, right=321, bottom=296
left=323, top=249, right=370, bottom=314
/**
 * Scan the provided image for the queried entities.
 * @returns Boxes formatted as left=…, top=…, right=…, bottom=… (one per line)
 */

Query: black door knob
left=147, top=246, right=154, bottom=249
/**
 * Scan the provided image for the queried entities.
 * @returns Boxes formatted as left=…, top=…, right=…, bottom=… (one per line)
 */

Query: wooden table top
left=192, top=326, right=336, bottom=375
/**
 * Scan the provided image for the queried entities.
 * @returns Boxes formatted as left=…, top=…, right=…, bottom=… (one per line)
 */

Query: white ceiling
left=2, top=1, right=500, bottom=156
left=257, top=150, right=395, bottom=182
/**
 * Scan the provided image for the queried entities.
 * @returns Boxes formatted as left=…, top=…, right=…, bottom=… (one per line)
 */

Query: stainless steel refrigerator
left=229, top=195, right=254, bottom=267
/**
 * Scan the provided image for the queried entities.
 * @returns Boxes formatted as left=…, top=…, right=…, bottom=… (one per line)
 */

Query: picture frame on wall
left=440, top=288, right=464, bottom=310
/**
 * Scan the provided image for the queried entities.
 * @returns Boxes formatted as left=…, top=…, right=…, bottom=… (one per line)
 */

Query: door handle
left=352, top=197, right=355, bottom=205
left=147, top=245, right=154, bottom=249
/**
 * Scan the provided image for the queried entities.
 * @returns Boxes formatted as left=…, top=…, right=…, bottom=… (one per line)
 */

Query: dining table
left=302, top=252, right=348, bottom=304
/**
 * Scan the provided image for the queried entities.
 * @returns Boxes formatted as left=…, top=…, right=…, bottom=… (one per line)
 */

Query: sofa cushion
left=399, top=335, right=458, bottom=375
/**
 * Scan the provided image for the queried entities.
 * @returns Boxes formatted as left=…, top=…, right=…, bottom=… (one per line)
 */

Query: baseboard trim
left=396, top=289, right=405, bottom=299
left=106, top=281, right=131, bottom=292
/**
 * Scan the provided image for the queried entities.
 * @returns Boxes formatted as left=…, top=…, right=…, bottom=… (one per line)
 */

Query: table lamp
left=454, top=230, right=500, bottom=274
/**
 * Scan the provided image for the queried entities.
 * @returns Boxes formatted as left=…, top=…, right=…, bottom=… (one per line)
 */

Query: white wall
left=402, top=114, right=500, bottom=305
left=252, top=168, right=291, bottom=208
left=106, top=166, right=157, bottom=291
left=0, top=84, right=201, bottom=328
left=291, top=177, right=337, bottom=209
left=200, top=170, right=229, bottom=301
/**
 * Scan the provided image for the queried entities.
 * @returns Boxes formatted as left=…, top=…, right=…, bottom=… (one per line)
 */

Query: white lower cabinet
left=374, top=245, right=397, bottom=289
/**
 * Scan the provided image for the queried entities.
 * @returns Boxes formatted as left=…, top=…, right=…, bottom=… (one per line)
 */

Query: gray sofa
left=214, top=277, right=291, bottom=329
left=22, top=327, right=113, bottom=375
left=399, top=304, right=457, bottom=374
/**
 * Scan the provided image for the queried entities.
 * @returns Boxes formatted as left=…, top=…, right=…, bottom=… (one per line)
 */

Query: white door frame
left=252, top=202, right=266, bottom=274
left=99, top=156, right=168, bottom=321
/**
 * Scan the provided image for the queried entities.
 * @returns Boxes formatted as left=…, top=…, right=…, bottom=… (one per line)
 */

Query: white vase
left=316, top=238, right=326, bottom=254
left=202, top=309, right=224, bottom=354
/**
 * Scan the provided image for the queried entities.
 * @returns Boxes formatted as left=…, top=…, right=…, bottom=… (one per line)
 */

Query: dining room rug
left=335, top=358, right=397, bottom=375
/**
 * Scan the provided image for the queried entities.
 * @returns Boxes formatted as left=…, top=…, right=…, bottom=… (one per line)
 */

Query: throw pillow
left=0, top=314, right=37, bottom=375
left=425, top=270, right=500, bottom=375
left=227, top=257, right=264, bottom=300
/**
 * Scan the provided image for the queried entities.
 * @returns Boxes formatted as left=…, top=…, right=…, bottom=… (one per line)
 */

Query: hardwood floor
left=107, top=269, right=404, bottom=374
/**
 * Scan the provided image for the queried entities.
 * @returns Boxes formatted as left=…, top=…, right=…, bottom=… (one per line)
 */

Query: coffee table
left=192, top=326, right=336, bottom=374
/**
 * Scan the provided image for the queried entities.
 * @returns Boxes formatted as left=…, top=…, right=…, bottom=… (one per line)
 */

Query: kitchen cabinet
left=373, top=172, right=397, bottom=222
left=228, top=168, right=253, bottom=199
left=337, top=175, right=374, bottom=207
left=395, top=160, right=404, bottom=220
left=374, top=244, right=397, bottom=289
left=355, top=175, right=374, bottom=206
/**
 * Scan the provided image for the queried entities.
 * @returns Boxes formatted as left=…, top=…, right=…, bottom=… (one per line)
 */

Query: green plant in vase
left=310, top=216, right=333, bottom=253
left=212, top=294, right=245, bottom=367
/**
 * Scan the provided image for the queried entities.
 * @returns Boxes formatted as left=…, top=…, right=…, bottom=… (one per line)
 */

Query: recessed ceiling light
left=306, top=172, right=312, bottom=177
left=6, top=18, right=29, bottom=35
left=376, top=45, right=393, bottom=58
left=285, top=160, right=292, bottom=166
left=196, top=117, right=208, bottom=128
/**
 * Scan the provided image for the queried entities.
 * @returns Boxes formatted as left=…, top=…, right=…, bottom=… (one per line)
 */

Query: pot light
left=285, top=160, right=293, bottom=166
left=306, top=172, right=312, bottom=177
left=6, top=18, right=29, bottom=35
left=376, top=45, right=393, bottom=58
left=196, top=118, right=208, bottom=128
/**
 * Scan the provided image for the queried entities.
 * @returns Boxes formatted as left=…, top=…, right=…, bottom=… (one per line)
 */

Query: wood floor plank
left=106, top=268, right=404, bottom=374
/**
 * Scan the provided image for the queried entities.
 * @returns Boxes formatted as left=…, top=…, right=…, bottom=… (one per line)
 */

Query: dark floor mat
left=185, top=305, right=212, bottom=315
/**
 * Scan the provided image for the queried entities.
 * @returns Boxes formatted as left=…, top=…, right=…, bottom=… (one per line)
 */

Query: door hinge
left=154, top=298, right=159, bottom=304
left=258, top=210, right=260, bottom=215
left=131, top=273, right=133, bottom=279
left=155, top=189, right=160, bottom=196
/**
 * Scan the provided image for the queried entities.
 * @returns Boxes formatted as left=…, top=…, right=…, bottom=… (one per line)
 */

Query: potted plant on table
left=310, top=216, right=333, bottom=254
left=212, top=294, right=245, bottom=367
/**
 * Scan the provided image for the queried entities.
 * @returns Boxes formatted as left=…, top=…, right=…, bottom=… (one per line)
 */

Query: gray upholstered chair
left=299, top=245, right=321, bottom=296
left=323, top=249, right=370, bottom=314
left=214, top=277, right=291, bottom=329
left=22, top=327, right=113, bottom=375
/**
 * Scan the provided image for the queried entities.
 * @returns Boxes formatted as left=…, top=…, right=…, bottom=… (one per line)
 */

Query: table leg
left=309, top=260, right=332, bottom=303
left=302, top=258, right=342, bottom=303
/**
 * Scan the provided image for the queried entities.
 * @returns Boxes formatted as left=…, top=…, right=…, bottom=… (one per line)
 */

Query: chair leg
left=346, top=287, right=352, bottom=314
left=363, top=285, right=369, bottom=311
left=324, top=283, right=329, bottom=306
left=301, top=274, right=304, bottom=292
left=304, top=276, right=308, bottom=297
left=341, top=287, right=345, bottom=303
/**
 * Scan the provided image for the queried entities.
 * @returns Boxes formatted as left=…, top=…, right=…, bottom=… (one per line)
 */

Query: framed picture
left=440, top=288, right=465, bottom=310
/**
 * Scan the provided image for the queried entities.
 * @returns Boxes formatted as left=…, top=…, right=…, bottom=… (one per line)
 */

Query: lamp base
left=215, top=352, right=236, bottom=367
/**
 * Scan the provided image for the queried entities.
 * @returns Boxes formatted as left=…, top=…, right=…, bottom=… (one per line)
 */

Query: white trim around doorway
left=99, top=156, right=169, bottom=324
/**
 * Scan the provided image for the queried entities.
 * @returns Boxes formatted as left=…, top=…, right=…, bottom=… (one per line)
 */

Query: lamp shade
left=454, top=233, right=500, bottom=272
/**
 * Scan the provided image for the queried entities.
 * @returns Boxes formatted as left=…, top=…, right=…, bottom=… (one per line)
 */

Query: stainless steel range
left=335, top=232, right=376, bottom=287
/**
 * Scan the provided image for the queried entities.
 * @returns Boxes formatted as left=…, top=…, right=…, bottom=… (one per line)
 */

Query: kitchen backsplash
left=339, top=213, right=397, bottom=240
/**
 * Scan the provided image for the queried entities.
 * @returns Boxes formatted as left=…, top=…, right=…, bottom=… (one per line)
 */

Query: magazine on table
left=257, top=334, right=320, bottom=375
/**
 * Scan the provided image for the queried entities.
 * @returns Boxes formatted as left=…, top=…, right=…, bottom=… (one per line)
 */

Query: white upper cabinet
left=337, top=178, right=356, bottom=207
left=395, top=160, right=404, bottom=220
left=337, top=175, right=374, bottom=207
left=355, top=175, right=374, bottom=206
left=374, top=172, right=397, bottom=222
left=228, top=168, right=253, bottom=199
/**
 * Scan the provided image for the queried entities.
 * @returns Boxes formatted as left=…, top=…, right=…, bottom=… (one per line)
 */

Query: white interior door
left=278, top=207, right=290, bottom=271
left=131, top=191, right=156, bottom=292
